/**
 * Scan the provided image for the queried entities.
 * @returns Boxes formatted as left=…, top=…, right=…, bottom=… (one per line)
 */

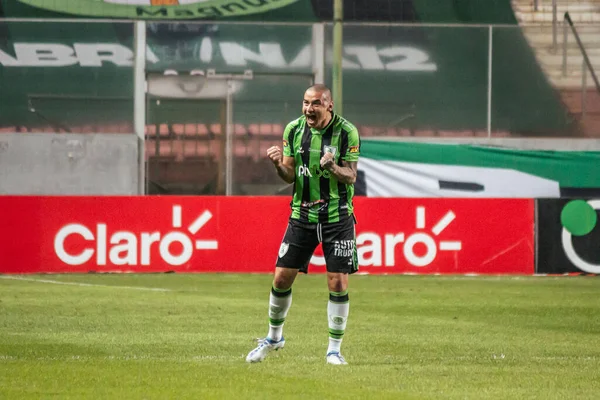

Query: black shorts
left=276, top=216, right=359, bottom=274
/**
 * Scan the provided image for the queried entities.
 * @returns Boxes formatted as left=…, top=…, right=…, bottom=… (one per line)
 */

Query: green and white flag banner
left=359, top=140, right=600, bottom=198
left=15, top=0, right=304, bottom=19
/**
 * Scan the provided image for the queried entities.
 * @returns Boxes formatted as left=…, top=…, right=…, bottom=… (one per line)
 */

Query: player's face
left=303, top=89, right=333, bottom=129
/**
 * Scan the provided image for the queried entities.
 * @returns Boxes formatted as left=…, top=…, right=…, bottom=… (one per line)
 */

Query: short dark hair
left=306, top=84, right=332, bottom=101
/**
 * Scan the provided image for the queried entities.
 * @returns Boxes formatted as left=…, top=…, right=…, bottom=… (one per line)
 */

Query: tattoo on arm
left=276, top=156, right=296, bottom=184
left=328, top=160, right=357, bottom=185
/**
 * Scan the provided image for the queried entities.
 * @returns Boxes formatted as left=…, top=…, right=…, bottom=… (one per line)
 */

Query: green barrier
left=492, top=28, right=574, bottom=135
left=414, top=0, right=518, bottom=24
left=410, top=0, right=575, bottom=135
left=0, top=21, right=133, bottom=129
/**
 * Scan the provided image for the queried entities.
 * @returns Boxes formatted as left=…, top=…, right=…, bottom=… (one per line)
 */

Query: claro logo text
left=53, top=205, right=218, bottom=266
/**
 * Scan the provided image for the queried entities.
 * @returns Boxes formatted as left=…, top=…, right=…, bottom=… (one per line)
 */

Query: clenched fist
left=267, top=146, right=283, bottom=167
left=320, top=152, right=335, bottom=170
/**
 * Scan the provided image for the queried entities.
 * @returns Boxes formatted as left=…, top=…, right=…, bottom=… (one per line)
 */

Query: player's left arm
left=323, top=160, right=357, bottom=185
left=320, top=123, right=360, bottom=185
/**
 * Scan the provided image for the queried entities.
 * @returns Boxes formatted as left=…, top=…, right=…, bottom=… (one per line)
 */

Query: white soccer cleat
left=245, top=337, right=285, bottom=363
left=326, top=351, right=348, bottom=365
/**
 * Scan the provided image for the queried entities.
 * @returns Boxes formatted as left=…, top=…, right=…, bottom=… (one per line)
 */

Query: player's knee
left=273, top=278, right=291, bottom=291
left=327, top=273, right=348, bottom=292
left=328, top=281, right=346, bottom=293
left=273, top=270, right=295, bottom=291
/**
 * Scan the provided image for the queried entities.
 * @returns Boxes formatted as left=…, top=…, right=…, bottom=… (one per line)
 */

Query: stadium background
left=0, top=0, right=599, bottom=277
left=1, top=2, right=600, bottom=399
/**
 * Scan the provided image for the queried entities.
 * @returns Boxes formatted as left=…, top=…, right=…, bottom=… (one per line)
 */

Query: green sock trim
left=329, top=289, right=349, bottom=297
left=329, top=329, right=344, bottom=339
left=271, top=285, right=292, bottom=298
left=269, top=318, right=285, bottom=326
left=329, top=290, right=349, bottom=303
left=329, top=328, right=345, bottom=335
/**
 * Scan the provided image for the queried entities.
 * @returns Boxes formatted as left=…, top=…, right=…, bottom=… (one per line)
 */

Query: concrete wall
left=1, top=132, right=598, bottom=196
left=0, top=133, right=139, bottom=195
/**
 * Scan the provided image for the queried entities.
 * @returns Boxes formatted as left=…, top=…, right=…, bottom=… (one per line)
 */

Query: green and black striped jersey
left=282, top=113, right=360, bottom=223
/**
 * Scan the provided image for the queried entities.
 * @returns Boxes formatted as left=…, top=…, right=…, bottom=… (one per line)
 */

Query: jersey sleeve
left=282, top=121, right=295, bottom=157
left=342, top=125, right=360, bottom=162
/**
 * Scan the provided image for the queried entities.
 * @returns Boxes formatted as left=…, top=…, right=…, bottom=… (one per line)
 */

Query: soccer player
left=246, top=84, right=361, bottom=365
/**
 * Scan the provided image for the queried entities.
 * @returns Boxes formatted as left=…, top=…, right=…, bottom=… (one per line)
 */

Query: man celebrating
left=246, top=84, right=361, bottom=365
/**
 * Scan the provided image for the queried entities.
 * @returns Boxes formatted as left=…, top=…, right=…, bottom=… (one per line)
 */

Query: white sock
left=267, top=286, right=292, bottom=342
left=327, top=291, right=349, bottom=354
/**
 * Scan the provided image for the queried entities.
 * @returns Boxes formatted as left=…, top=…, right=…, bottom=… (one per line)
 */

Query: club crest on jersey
left=349, top=146, right=359, bottom=153
left=324, top=145, right=337, bottom=156
left=283, top=140, right=289, bottom=148
left=278, top=242, right=289, bottom=258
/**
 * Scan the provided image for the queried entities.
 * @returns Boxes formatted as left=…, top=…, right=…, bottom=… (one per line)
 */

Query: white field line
left=0, top=354, right=242, bottom=362
left=0, top=354, right=597, bottom=362
left=0, top=275, right=171, bottom=292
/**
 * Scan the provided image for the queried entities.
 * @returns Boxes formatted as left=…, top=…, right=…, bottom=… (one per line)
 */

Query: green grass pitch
left=1, top=273, right=599, bottom=399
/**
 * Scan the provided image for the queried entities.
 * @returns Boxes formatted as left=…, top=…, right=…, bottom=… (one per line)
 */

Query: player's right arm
left=267, top=147, right=295, bottom=184
left=267, top=122, right=296, bottom=184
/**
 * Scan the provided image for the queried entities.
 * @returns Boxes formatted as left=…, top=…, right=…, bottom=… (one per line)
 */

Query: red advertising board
left=0, top=196, right=534, bottom=274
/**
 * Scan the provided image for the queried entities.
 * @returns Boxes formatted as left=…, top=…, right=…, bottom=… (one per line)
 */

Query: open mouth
left=306, top=114, right=316, bottom=124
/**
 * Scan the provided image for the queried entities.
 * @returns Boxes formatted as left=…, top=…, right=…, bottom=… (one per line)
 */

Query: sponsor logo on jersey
left=324, top=145, right=337, bottom=156
left=298, top=165, right=331, bottom=179
left=278, top=242, right=289, bottom=258
left=301, top=199, right=327, bottom=211
left=333, top=239, right=355, bottom=257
